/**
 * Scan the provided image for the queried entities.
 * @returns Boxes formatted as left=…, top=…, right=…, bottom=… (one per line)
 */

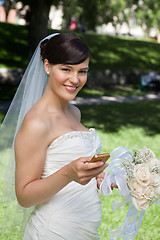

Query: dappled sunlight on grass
left=1, top=22, right=160, bottom=70
left=0, top=22, right=28, bottom=68
left=80, top=101, right=160, bottom=136
left=97, top=127, right=160, bottom=156
left=1, top=21, right=160, bottom=239
left=1, top=100, right=160, bottom=239
left=79, top=102, right=160, bottom=239
left=78, top=86, right=145, bottom=97
left=84, top=32, right=160, bottom=70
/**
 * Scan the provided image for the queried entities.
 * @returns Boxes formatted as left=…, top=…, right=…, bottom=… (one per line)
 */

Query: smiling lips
left=64, top=85, right=78, bottom=92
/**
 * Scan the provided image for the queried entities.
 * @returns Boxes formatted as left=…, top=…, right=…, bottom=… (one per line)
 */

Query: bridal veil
left=0, top=33, right=59, bottom=238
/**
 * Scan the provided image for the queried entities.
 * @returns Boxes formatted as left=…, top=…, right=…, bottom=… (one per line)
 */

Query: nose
left=69, top=72, right=79, bottom=84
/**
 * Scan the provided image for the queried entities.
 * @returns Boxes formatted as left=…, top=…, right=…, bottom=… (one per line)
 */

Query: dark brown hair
left=40, top=33, right=90, bottom=65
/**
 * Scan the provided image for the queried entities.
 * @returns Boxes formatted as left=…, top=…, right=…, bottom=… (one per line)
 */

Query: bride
left=12, top=33, right=108, bottom=239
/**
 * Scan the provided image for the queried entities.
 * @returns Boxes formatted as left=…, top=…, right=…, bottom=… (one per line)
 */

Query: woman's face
left=45, top=58, right=89, bottom=101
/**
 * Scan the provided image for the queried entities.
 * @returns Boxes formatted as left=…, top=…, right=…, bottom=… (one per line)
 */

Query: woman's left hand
left=96, top=172, right=105, bottom=189
left=96, top=172, right=118, bottom=190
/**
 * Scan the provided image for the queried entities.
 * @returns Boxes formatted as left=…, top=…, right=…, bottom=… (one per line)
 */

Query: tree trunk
left=4, top=0, right=13, bottom=18
left=28, top=0, right=51, bottom=59
left=80, top=0, right=97, bottom=31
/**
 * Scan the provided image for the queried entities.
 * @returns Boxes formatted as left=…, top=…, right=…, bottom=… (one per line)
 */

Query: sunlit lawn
left=78, top=85, right=145, bottom=97
left=0, top=84, right=145, bottom=101
left=0, top=100, right=160, bottom=239
left=79, top=101, right=160, bottom=240
left=1, top=22, right=160, bottom=70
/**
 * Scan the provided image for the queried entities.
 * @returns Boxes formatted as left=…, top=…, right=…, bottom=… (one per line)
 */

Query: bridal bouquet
left=100, top=146, right=160, bottom=240
left=123, top=146, right=160, bottom=211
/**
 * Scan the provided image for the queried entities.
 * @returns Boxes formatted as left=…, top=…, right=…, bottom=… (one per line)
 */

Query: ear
left=44, top=59, right=50, bottom=75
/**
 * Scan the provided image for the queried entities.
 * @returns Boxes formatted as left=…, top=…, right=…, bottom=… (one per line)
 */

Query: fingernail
left=99, top=162, right=104, bottom=166
left=105, top=163, right=109, bottom=167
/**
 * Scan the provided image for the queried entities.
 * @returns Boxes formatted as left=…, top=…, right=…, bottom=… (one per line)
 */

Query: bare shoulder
left=15, top=108, right=49, bottom=150
left=69, top=104, right=81, bottom=121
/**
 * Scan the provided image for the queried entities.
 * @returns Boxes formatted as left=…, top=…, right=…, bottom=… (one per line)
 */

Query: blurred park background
left=0, top=0, right=160, bottom=239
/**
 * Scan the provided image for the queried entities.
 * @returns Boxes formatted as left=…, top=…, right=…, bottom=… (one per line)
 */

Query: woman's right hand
left=65, top=157, right=108, bottom=185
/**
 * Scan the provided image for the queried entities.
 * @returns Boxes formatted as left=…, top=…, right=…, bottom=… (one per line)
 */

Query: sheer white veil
left=0, top=33, right=59, bottom=238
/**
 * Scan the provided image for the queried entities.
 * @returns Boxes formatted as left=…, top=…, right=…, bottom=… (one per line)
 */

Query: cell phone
left=89, top=153, right=110, bottom=163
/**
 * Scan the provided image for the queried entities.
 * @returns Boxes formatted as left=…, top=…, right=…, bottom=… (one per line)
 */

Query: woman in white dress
left=14, top=33, right=108, bottom=239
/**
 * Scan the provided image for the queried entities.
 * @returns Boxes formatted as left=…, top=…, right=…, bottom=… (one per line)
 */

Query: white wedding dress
left=23, top=128, right=102, bottom=240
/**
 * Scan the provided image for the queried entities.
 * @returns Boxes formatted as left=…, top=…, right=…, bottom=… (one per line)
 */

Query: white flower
left=147, top=158, right=160, bottom=170
left=154, top=185, right=160, bottom=199
left=142, top=185, right=154, bottom=199
left=133, top=146, right=155, bottom=164
left=132, top=197, right=149, bottom=211
left=150, top=172, right=160, bottom=186
left=128, top=179, right=143, bottom=198
left=134, top=164, right=150, bottom=186
left=121, top=146, right=160, bottom=211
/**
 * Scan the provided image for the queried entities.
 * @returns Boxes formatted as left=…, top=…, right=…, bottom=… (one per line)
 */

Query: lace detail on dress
left=49, top=128, right=98, bottom=147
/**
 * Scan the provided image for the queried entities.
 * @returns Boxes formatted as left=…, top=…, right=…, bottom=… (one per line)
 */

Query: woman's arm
left=15, top=117, right=107, bottom=208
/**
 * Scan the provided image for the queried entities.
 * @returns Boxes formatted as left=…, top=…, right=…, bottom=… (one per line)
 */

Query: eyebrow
left=61, top=64, right=89, bottom=70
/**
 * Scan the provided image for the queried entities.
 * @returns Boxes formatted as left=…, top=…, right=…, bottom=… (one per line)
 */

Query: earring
left=47, top=72, right=49, bottom=75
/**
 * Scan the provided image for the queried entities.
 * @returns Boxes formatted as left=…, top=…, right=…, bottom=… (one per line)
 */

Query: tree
left=62, top=0, right=82, bottom=29
left=135, top=0, right=160, bottom=37
left=62, top=0, right=98, bottom=31
left=97, top=0, right=127, bottom=33
left=62, top=0, right=138, bottom=34
left=97, top=0, right=139, bottom=35
left=19, top=0, right=60, bottom=58
left=3, top=0, right=16, bottom=17
left=79, top=0, right=98, bottom=31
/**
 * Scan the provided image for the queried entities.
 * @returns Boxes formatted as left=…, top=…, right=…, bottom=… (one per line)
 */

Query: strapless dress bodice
left=41, top=128, right=102, bottom=177
left=23, top=128, right=103, bottom=240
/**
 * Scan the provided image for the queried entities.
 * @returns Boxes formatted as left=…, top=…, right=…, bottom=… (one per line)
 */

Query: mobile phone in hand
left=89, top=153, right=110, bottom=163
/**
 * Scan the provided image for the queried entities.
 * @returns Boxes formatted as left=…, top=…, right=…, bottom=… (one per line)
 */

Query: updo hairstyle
left=40, top=33, right=90, bottom=65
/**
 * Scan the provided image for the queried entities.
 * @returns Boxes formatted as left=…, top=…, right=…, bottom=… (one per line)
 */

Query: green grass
left=79, top=101, right=160, bottom=239
left=0, top=22, right=28, bottom=69
left=1, top=22, right=160, bottom=70
left=0, top=100, right=160, bottom=239
left=0, top=84, right=145, bottom=100
left=80, top=101, right=160, bottom=144
left=83, top=32, right=160, bottom=71
left=78, top=85, right=145, bottom=97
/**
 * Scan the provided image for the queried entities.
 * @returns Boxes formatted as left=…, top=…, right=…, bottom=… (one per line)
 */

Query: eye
left=79, top=70, right=88, bottom=74
left=62, top=68, right=70, bottom=72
